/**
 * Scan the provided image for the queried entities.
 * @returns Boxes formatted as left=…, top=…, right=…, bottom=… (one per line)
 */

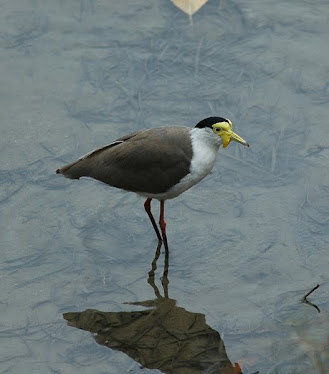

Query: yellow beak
left=221, top=131, right=249, bottom=148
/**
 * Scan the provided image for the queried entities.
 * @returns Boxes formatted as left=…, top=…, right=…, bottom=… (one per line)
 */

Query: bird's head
left=195, top=117, right=249, bottom=148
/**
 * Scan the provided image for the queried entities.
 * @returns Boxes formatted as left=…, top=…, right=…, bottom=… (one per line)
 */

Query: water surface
left=1, top=1, right=329, bottom=373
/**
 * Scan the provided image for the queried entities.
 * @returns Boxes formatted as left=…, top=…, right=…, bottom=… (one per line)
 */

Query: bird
left=56, top=117, right=249, bottom=251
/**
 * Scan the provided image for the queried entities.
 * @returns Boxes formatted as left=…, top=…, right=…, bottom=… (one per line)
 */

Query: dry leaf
left=170, top=0, right=208, bottom=23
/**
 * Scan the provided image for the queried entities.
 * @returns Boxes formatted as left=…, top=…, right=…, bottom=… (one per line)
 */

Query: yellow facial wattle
left=221, top=132, right=231, bottom=148
left=212, top=120, right=249, bottom=148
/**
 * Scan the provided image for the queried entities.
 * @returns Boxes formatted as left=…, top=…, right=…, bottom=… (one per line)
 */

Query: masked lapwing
left=56, top=117, right=249, bottom=250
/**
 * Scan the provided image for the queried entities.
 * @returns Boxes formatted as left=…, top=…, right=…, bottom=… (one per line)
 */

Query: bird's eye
left=215, top=128, right=220, bottom=132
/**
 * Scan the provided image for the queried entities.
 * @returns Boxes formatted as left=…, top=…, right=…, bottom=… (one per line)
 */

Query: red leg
left=159, top=200, right=169, bottom=252
left=144, top=198, right=162, bottom=242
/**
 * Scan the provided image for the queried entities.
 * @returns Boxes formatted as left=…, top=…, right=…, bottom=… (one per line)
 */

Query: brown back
left=57, top=127, right=193, bottom=194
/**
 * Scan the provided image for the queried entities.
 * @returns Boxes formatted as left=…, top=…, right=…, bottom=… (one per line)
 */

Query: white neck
left=186, top=127, right=222, bottom=185
left=190, top=127, right=223, bottom=151
left=145, top=127, right=222, bottom=200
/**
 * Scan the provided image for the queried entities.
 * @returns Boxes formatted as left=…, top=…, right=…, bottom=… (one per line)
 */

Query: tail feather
left=55, top=159, right=89, bottom=180
left=56, top=142, right=118, bottom=180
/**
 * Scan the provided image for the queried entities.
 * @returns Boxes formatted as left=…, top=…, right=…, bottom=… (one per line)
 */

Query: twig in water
left=302, top=284, right=320, bottom=313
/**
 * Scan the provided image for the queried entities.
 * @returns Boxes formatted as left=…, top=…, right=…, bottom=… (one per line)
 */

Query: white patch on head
left=138, top=127, right=222, bottom=200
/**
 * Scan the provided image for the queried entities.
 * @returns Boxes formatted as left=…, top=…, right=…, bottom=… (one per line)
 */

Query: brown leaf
left=171, top=0, right=208, bottom=22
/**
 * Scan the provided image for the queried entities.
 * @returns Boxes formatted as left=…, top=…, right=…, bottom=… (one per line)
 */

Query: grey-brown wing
left=56, top=131, right=139, bottom=178
left=56, top=127, right=192, bottom=194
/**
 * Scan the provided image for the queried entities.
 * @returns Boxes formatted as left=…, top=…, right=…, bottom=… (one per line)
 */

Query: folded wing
left=56, top=127, right=193, bottom=194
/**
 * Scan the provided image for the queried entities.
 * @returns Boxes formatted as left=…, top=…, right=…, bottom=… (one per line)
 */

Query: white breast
left=143, top=127, right=222, bottom=200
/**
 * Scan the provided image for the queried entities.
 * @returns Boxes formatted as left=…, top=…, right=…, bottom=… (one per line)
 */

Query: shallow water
left=1, top=1, right=329, bottom=373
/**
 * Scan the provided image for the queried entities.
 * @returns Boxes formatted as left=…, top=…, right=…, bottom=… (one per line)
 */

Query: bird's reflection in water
left=63, top=243, right=242, bottom=374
